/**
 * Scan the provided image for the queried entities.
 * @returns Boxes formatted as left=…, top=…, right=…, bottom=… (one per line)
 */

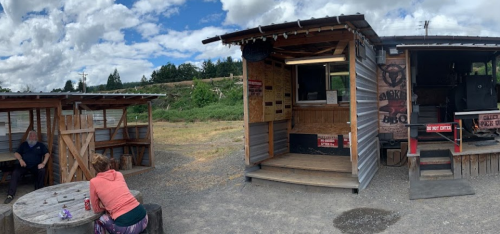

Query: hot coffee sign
left=478, top=114, right=500, bottom=129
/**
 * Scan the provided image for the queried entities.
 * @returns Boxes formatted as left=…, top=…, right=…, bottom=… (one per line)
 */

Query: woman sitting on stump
left=90, top=153, right=148, bottom=234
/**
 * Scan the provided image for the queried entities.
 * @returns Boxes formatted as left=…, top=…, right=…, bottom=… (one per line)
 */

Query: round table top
left=13, top=181, right=103, bottom=229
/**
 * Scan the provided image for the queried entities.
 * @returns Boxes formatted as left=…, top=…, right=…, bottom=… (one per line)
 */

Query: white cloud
left=132, top=0, right=185, bottom=16
left=137, top=22, right=160, bottom=38
left=2, top=0, right=500, bottom=92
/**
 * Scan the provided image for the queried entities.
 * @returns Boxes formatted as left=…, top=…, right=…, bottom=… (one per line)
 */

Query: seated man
left=4, top=130, right=50, bottom=204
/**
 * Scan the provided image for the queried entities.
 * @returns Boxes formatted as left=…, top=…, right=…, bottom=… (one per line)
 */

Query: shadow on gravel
left=333, top=207, right=400, bottom=234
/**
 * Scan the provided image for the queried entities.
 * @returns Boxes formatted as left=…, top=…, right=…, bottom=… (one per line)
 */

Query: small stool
left=143, top=203, right=164, bottom=234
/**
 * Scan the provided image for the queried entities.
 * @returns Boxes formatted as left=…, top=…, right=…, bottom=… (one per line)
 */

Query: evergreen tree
left=177, top=63, right=199, bottom=81
left=77, top=79, right=84, bottom=92
left=106, top=73, right=115, bottom=90
left=201, top=59, right=217, bottom=78
left=140, top=75, right=149, bottom=86
left=112, top=68, right=123, bottom=89
left=150, top=70, right=159, bottom=84
left=63, top=80, right=75, bottom=92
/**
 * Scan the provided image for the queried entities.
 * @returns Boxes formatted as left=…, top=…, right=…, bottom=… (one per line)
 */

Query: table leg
left=46, top=222, right=93, bottom=234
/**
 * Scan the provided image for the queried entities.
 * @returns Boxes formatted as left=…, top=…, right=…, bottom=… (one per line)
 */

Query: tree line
left=49, top=57, right=242, bottom=92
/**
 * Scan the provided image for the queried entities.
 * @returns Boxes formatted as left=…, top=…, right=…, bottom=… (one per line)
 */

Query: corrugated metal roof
left=381, top=35, right=500, bottom=47
left=0, top=92, right=165, bottom=98
left=202, top=14, right=381, bottom=45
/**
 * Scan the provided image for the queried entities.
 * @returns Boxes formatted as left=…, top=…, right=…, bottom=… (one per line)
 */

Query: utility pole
left=424, top=20, right=430, bottom=36
left=78, top=72, right=87, bottom=93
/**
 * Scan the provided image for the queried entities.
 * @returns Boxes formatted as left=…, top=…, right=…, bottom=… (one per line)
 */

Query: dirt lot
left=7, top=121, right=500, bottom=233
left=125, top=121, right=500, bottom=234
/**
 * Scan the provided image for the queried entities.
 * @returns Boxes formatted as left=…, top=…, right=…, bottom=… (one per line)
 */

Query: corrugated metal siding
left=249, top=122, right=270, bottom=164
left=273, top=120, right=288, bottom=155
left=355, top=44, right=379, bottom=190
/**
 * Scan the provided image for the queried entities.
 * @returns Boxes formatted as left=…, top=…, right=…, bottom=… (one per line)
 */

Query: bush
left=191, top=79, right=217, bottom=107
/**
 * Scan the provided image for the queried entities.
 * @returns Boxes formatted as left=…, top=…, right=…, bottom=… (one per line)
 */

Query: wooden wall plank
left=492, top=153, right=499, bottom=175
left=453, top=156, right=462, bottom=179
left=470, top=154, right=479, bottom=177
left=268, top=121, right=274, bottom=158
left=74, top=114, right=82, bottom=181
left=58, top=111, right=67, bottom=183
left=66, top=115, right=75, bottom=182
left=479, top=154, right=487, bottom=175
left=487, top=154, right=492, bottom=174
left=462, top=155, right=470, bottom=178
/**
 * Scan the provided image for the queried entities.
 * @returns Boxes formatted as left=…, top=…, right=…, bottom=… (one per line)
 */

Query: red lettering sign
left=478, top=114, right=500, bottom=129
left=317, top=134, right=338, bottom=148
left=426, top=124, right=452, bottom=133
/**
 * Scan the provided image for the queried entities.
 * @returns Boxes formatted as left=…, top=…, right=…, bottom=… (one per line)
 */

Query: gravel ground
left=125, top=147, right=500, bottom=234
left=9, top=145, right=500, bottom=233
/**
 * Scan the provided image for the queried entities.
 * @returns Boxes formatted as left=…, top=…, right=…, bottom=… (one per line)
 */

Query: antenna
left=78, top=72, right=88, bottom=93
left=423, top=20, right=430, bottom=36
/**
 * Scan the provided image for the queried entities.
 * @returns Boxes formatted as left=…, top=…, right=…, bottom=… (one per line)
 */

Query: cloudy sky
left=1, top=0, right=499, bottom=92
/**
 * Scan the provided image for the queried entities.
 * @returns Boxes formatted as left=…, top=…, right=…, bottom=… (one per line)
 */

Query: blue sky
left=1, top=0, right=500, bottom=92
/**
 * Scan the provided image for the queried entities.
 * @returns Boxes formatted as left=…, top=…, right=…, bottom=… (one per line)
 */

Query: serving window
left=295, top=62, right=349, bottom=104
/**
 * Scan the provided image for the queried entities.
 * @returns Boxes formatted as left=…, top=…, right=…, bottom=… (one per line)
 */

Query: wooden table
left=13, top=181, right=101, bottom=234
left=0, top=152, right=16, bottom=163
left=0, top=152, right=16, bottom=184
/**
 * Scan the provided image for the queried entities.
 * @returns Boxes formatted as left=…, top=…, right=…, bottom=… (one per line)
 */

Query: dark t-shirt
left=16, top=142, right=48, bottom=168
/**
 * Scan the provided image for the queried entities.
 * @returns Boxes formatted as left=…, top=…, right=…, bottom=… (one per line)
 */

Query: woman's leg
left=95, top=213, right=148, bottom=234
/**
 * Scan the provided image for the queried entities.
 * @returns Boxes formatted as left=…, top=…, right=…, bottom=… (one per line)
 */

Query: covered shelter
left=0, top=92, right=164, bottom=185
left=379, top=36, right=500, bottom=182
left=203, top=14, right=381, bottom=191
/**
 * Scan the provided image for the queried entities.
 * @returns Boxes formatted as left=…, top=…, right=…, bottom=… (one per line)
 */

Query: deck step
left=262, top=153, right=351, bottom=173
left=420, top=169, right=453, bottom=180
left=420, top=157, right=451, bottom=165
left=260, top=165, right=354, bottom=178
left=246, top=169, right=358, bottom=189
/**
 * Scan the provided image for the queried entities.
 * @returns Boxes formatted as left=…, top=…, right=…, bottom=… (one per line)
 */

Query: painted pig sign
left=378, top=58, right=408, bottom=139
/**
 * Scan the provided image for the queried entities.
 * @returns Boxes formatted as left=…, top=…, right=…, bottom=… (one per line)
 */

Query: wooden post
left=123, top=108, right=129, bottom=155
left=349, top=39, right=358, bottom=175
left=8, top=111, right=12, bottom=152
left=454, top=119, right=460, bottom=153
left=36, top=108, right=42, bottom=142
left=45, top=108, right=53, bottom=185
left=408, top=156, right=420, bottom=182
left=103, top=109, right=107, bottom=129
left=242, top=58, right=251, bottom=165
left=57, top=103, right=66, bottom=184
left=268, top=121, right=274, bottom=157
left=147, top=101, right=154, bottom=167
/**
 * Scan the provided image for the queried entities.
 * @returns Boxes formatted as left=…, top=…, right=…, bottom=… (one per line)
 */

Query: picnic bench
left=12, top=181, right=141, bottom=234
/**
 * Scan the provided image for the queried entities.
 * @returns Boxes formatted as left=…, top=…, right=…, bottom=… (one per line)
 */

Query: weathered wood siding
left=453, top=153, right=500, bottom=178
left=292, top=106, right=350, bottom=125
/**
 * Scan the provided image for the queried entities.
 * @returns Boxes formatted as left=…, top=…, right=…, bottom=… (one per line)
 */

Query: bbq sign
left=478, top=114, right=500, bottom=129
left=426, top=124, right=452, bottom=133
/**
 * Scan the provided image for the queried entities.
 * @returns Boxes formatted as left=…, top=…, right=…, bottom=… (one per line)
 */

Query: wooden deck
left=246, top=153, right=358, bottom=189
left=121, top=166, right=154, bottom=178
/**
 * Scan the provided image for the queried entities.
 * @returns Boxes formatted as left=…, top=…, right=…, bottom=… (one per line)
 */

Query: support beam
left=45, top=108, right=53, bottom=185
left=148, top=101, right=154, bottom=167
left=349, top=39, right=358, bottom=175
left=36, top=109, right=42, bottom=141
left=8, top=111, right=12, bottom=152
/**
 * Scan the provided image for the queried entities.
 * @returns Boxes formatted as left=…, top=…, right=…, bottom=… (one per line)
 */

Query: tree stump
left=143, top=203, right=164, bottom=234
left=120, top=154, right=133, bottom=170
left=109, top=156, right=120, bottom=171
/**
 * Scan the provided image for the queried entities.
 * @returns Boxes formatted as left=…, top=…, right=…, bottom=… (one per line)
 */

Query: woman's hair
left=91, top=154, right=110, bottom=173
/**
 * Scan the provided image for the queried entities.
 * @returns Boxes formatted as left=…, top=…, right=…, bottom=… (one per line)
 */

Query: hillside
left=114, top=76, right=244, bottom=122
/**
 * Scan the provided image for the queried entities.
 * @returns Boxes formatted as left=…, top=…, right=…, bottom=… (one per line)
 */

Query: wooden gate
left=59, top=115, right=96, bottom=183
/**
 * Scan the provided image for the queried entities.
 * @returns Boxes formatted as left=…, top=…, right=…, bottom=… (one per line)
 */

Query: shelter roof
left=0, top=92, right=165, bottom=110
left=202, top=14, right=381, bottom=45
